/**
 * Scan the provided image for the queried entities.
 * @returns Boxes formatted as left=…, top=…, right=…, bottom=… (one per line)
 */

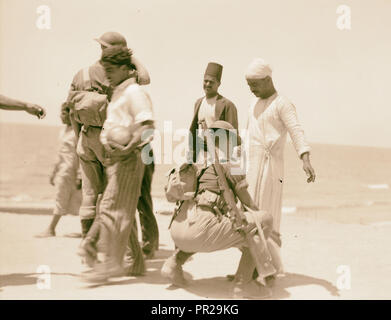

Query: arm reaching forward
left=130, top=53, right=151, bottom=85
left=0, top=94, right=46, bottom=119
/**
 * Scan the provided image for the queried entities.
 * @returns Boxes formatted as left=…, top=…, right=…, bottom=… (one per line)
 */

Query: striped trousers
left=97, top=149, right=145, bottom=269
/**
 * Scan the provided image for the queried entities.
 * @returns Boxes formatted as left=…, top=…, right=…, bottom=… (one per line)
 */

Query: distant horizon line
left=1, top=120, right=390, bottom=150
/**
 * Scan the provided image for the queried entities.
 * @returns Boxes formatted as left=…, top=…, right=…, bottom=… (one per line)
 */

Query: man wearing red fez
left=188, top=62, right=239, bottom=163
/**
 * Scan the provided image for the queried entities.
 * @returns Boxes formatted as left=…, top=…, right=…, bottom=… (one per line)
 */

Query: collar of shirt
left=205, top=95, right=218, bottom=105
left=111, top=78, right=137, bottom=101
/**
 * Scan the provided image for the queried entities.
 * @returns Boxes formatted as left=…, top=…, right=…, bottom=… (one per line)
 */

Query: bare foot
left=161, top=255, right=188, bottom=287
left=35, top=230, right=55, bottom=238
left=232, top=280, right=272, bottom=299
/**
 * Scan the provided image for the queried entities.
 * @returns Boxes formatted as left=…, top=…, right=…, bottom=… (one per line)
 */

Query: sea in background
left=1, top=123, right=390, bottom=224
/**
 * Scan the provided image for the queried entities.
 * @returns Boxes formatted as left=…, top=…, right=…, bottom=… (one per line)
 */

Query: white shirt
left=100, top=78, right=154, bottom=145
left=198, top=96, right=217, bottom=128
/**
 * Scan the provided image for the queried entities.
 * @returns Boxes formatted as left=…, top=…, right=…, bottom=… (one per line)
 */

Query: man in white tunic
left=244, top=58, right=316, bottom=270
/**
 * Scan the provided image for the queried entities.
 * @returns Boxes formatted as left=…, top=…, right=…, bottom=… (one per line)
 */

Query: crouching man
left=162, top=121, right=282, bottom=298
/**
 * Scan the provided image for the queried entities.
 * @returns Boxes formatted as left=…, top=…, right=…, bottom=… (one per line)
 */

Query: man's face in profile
left=103, top=63, right=124, bottom=86
left=60, top=106, right=71, bottom=126
left=247, top=77, right=271, bottom=98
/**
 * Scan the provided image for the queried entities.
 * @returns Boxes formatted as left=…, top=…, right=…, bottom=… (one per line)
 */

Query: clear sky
left=0, top=0, right=390, bottom=147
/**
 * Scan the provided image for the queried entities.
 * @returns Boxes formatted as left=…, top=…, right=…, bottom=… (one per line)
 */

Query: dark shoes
left=142, top=240, right=159, bottom=259
left=81, top=219, right=94, bottom=238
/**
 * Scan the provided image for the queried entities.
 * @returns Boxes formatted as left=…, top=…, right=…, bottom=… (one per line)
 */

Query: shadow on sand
left=180, top=272, right=340, bottom=299
left=0, top=272, right=79, bottom=289
left=82, top=248, right=176, bottom=289
left=80, top=247, right=339, bottom=300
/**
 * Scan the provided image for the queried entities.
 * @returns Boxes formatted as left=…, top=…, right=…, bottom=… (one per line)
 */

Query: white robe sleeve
left=278, top=98, right=310, bottom=158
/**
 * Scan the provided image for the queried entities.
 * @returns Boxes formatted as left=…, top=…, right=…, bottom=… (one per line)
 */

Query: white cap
left=245, top=58, right=272, bottom=79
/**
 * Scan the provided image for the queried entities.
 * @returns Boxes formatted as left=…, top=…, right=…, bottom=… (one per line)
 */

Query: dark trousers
left=138, top=158, right=159, bottom=253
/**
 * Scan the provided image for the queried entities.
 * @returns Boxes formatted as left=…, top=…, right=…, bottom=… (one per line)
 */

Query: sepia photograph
left=0, top=0, right=390, bottom=304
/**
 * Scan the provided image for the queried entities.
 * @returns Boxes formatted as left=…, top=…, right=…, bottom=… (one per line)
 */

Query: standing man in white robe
left=244, top=58, right=316, bottom=271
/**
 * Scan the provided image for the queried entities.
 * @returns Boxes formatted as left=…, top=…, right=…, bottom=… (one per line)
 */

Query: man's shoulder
left=72, top=61, right=107, bottom=86
left=195, top=96, right=204, bottom=105
left=276, top=93, right=290, bottom=102
left=88, top=61, right=107, bottom=82
left=75, top=61, right=102, bottom=76
left=274, top=93, right=294, bottom=110
left=123, top=81, right=145, bottom=96
left=217, top=95, right=236, bottom=109
left=193, top=97, right=204, bottom=114
left=120, top=81, right=152, bottom=109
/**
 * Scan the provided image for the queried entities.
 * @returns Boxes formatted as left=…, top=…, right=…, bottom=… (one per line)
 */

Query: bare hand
left=25, top=103, right=46, bottom=119
left=104, top=123, right=154, bottom=161
left=303, top=160, right=316, bottom=183
left=49, top=174, right=55, bottom=186
left=105, top=132, right=141, bottom=160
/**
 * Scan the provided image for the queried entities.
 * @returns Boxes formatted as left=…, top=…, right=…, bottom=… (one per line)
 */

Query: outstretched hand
left=25, top=103, right=46, bottom=119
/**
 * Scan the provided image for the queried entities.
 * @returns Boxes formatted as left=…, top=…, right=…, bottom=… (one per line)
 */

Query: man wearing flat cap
left=65, top=31, right=156, bottom=276
left=95, top=32, right=158, bottom=260
left=188, top=62, right=239, bottom=164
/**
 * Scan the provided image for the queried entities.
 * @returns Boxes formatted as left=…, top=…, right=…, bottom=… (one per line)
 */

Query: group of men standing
left=36, top=32, right=160, bottom=280
left=161, top=58, right=316, bottom=298
left=5, top=30, right=316, bottom=297
left=189, top=58, right=315, bottom=239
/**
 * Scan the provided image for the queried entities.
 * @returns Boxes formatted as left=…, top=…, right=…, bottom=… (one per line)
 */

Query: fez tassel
left=151, top=304, right=186, bottom=318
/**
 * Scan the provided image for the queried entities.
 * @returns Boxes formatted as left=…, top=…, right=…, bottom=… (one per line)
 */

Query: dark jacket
left=189, top=94, right=238, bottom=163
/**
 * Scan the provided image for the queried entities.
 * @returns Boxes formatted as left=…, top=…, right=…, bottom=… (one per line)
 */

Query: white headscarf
left=245, top=58, right=272, bottom=79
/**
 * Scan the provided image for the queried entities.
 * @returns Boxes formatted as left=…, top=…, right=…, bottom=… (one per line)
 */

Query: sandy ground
left=1, top=202, right=391, bottom=300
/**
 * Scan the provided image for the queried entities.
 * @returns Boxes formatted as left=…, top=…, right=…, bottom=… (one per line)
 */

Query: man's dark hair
left=101, top=45, right=135, bottom=70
